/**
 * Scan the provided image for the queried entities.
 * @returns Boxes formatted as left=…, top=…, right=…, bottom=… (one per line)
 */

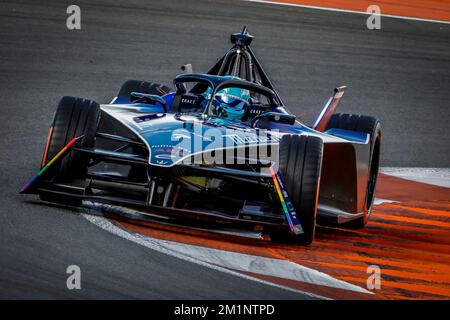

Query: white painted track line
left=244, top=0, right=450, bottom=25
left=381, top=167, right=450, bottom=188
left=374, top=198, right=398, bottom=205
left=82, top=212, right=330, bottom=299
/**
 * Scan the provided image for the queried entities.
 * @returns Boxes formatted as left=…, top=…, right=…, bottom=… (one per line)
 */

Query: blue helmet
left=213, top=87, right=249, bottom=121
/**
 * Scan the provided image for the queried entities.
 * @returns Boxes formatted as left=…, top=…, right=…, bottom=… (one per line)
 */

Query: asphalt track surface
left=0, top=0, right=449, bottom=299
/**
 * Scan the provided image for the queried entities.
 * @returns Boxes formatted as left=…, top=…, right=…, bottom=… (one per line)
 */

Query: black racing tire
left=117, top=80, right=172, bottom=101
left=270, top=135, right=323, bottom=245
left=39, top=96, right=100, bottom=206
left=326, top=113, right=382, bottom=228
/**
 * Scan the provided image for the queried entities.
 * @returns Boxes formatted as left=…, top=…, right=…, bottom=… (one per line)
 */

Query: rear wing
left=312, top=86, right=347, bottom=132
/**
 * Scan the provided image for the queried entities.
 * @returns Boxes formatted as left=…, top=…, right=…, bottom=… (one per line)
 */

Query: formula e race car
left=21, top=27, right=381, bottom=245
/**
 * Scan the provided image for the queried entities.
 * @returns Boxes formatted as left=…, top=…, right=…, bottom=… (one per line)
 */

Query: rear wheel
left=270, top=135, right=323, bottom=245
left=39, top=96, right=100, bottom=206
left=117, top=80, right=172, bottom=102
left=326, top=113, right=381, bottom=228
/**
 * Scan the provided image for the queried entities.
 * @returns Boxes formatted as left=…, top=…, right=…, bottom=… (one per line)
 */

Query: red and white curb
left=81, top=167, right=449, bottom=298
left=243, top=0, right=450, bottom=25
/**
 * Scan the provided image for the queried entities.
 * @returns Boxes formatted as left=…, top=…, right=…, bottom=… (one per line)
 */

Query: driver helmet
left=214, top=87, right=250, bottom=121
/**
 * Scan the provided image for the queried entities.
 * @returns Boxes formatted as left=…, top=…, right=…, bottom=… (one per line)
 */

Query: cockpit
left=169, top=73, right=288, bottom=127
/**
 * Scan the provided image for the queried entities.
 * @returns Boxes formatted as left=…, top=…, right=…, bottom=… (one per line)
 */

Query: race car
left=21, top=27, right=381, bottom=245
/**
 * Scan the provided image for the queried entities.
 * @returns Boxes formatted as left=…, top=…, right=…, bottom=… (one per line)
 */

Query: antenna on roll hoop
left=230, top=25, right=253, bottom=47
left=207, top=26, right=285, bottom=106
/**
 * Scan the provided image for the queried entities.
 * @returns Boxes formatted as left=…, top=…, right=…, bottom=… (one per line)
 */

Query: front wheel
left=39, top=96, right=100, bottom=206
left=270, top=135, right=323, bottom=245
